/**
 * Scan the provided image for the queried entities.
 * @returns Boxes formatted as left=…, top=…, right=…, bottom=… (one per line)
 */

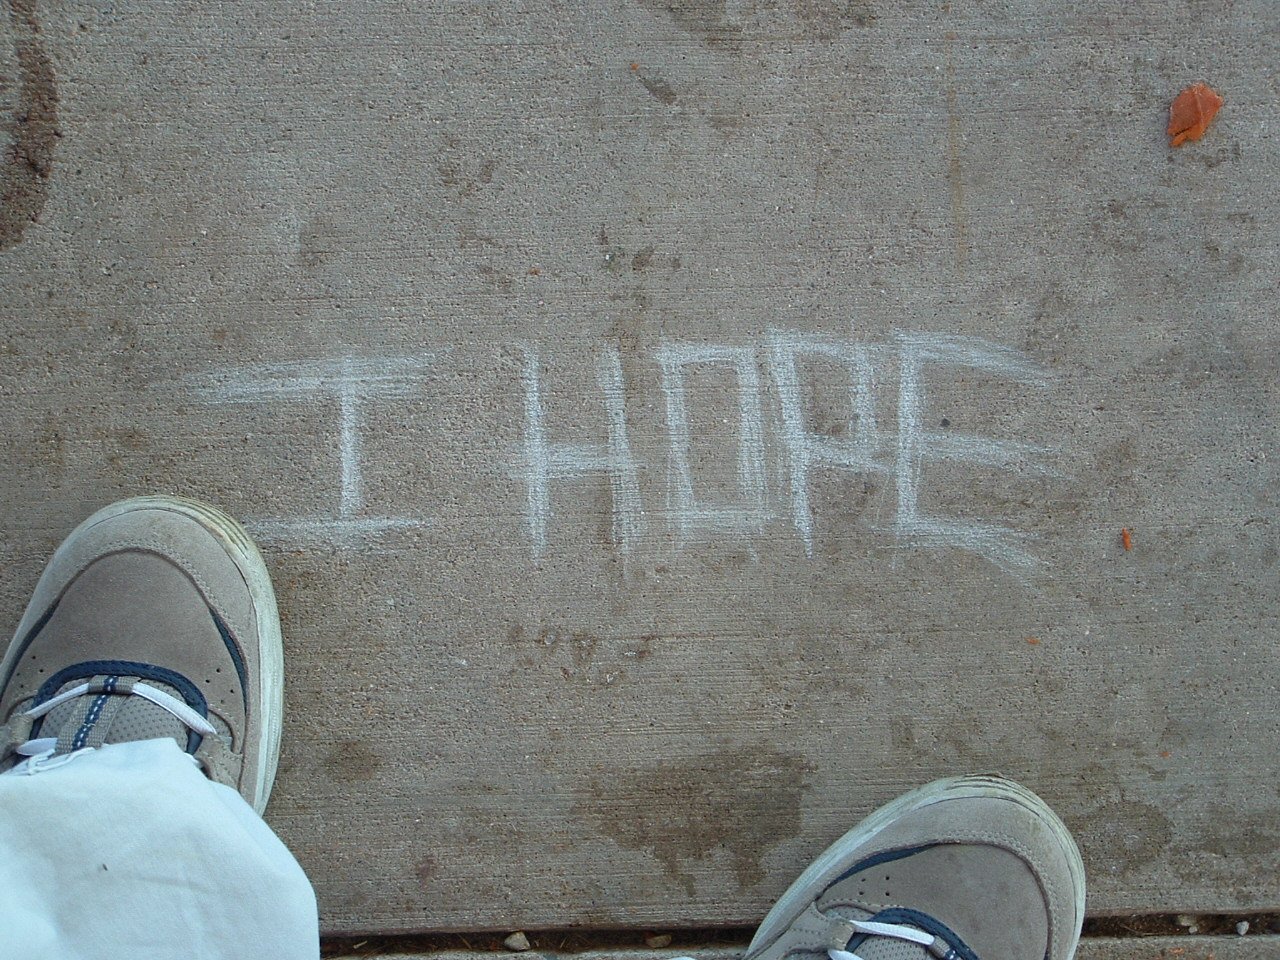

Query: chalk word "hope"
left=188, top=333, right=1057, bottom=573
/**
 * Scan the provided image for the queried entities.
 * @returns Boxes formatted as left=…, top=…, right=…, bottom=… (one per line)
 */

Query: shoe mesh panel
left=104, top=693, right=188, bottom=745
left=37, top=677, right=191, bottom=753
left=852, top=940, right=931, bottom=960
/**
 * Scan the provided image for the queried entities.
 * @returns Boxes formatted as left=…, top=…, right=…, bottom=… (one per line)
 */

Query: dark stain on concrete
left=1146, top=336, right=1255, bottom=392
left=601, top=245, right=628, bottom=273
left=458, top=224, right=501, bottom=250
left=1076, top=799, right=1172, bottom=876
left=581, top=745, right=812, bottom=895
left=323, top=738, right=384, bottom=782
left=889, top=716, right=915, bottom=752
left=510, top=624, right=654, bottom=684
left=415, top=854, right=438, bottom=890
left=1171, top=807, right=1280, bottom=895
left=1190, top=810, right=1280, bottom=862
left=631, top=245, right=656, bottom=270
left=638, top=73, right=677, bottom=105
left=641, top=0, right=873, bottom=46
left=795, top=0, right=877, bottom=38
left=1093, top=436, right=1138, bottom=475
left=111, top=426, right=147, bottom=451
left=36, top=412, right=65, bottom=474
left=438, top=154, right=496, bottom=198
left=476, top=263, right=514, bottom=289
left=1198, top=142, right=1241, bottom=170
left=298, top=216, right=334, bottom=268
left=1, top=0, right=60, bottom=251
left=637, top=0, right=744, bottom=51
left=513, top=624, right=601, bottom=667
left=709, top=112, right=745, bottom=136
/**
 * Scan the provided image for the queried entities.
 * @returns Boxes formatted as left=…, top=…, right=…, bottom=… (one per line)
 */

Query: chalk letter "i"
left=188, top=356, right=436, bottom=545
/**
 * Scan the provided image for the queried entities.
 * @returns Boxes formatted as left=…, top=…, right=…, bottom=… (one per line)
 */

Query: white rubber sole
left=46, top=495, right=284, bottom=815
left=747, top=774, right=1087, bottom=959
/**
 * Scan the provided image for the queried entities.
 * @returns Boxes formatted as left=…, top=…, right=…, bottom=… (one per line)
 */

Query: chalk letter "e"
left=895, top=335, right=1055, bottom=572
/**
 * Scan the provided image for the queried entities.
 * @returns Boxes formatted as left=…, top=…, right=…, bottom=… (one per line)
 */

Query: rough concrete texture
left=344, top=941, right=1280, bottom=960
left=1, top=0, right=1278, bottom=936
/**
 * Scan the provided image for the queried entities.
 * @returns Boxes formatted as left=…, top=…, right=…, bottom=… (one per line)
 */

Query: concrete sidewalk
left=324, top=938, right=1280, bottom=960
left=1, top=0, right=1277, bottom=937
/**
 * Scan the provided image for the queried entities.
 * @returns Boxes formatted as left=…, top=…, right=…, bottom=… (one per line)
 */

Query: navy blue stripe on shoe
left=829, top=844, right=934, bottom=887
left=210, top=608, right=248, bottom=712
left=847, top=909, right=983, bottom=960
left=72, top=692, right=110, bottom=750
left=0, top=599, right=60, bottom=691
left=68, top=674, right=123, bottom=749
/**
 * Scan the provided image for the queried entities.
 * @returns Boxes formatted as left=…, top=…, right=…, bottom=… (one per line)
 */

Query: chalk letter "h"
left=521, top=346, right=643, bottom=558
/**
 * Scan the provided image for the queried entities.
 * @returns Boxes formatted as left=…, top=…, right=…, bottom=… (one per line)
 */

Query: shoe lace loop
left=830, top=918, right=948, bottom=960
left=14, top=679, right=216, bottom=766
left=673, top=918, right=948, bottom=960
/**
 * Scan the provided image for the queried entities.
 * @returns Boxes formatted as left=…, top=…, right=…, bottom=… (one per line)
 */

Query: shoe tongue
left=39, top=675, right=192, bottom=755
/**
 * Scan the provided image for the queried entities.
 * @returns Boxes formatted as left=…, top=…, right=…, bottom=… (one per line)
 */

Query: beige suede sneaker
left=0, top=496, right=283, bottom=814
left=740, top=776, right=1085, bottom=960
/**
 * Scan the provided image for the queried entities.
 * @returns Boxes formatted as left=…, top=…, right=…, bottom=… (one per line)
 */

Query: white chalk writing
left=767, top=331, right=886, bottom=555
left=657, top=343, right=770, bottom=540
left=894, top=334, right=1057, bottom=572
left=513, top=333, right=1058, bottom=572
left=187, top=333, right=1061, bottom=573
left=188, top=356, right=436, bottom=545
left=521, top=346, right=643, bottom=558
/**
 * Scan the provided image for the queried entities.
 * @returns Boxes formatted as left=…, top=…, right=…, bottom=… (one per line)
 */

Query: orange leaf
left=1168, top=83, right=1223, bottom=147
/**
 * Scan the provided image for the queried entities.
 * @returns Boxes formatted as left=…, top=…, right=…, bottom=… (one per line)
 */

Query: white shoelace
left=14, top=680, right=216, bottom=772
left=674, top=919, right=941, bottom=960
left=829, top=918, right=940, bottom=960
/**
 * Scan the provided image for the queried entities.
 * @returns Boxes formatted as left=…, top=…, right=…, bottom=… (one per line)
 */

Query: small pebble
left=504, top=932, right=531, bottom=952
left=1237, top=921, right=1250, bottom=936
left=646, top=934, right=673, bottom=949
